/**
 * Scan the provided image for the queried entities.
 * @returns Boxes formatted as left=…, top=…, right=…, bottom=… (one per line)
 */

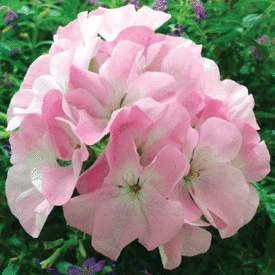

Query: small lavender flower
left=129, top=0, right=140, bottom=9
left=9, top=47, right=21, bottom=54
left=155, top=0, right=168, bottom=11
left=12, top=23, right=17, bottom=28
left=190, top=0, right=206, bottom=24
left=70, top=245, right=75, bottom=250
left=67, top=257, right=106, bottom=275
left=35, top=258, right=43, bottom=265
left=255, top=35, right=274, bottom=45
left=8, top=81, right=13, bottom=86
left=45, top=267, right=60, bottom=275
left=140, top=270, right=151, bottom=275
left=3, top=144, right=12, bottom=157
left=5, top=9, right=18, bottom=21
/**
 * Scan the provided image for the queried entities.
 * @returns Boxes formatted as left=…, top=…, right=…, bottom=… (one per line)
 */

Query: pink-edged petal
left=184, top=127, right=199, bottom=162
left=135, top=5, right=171, bottom=30
left=138, top=184, right=185, bottom=250
left=65, top=88, right=108, bottom=119
left=69, top=65, right=110, bottom=107
left=219, top=183, right=259, bottom=238
left=50, top=47, right=74, bottom=92
left=6, top=89, right=34, bottom=131
left=170, top=181, right=203, bottom=222
left=161, top=46, right=205, bottom=95
left=180, top=223, right=211, bottom=256
left=104, top=132, right=142, bottom=187
left=20, top=55, right=51, bottom=90
left=109, top=104, right=153, bottom=149
left=76, top=151, right=109, bottom=195
left=142, top=101, right=190, bottom=150
left=75, top=109, right=109, bottom=145
left=6, top=164, right=53, bottom=238
left=95, top=5, right=136, bottom=41
left=63, top=185, right=121, bottom=236
left=113, top=26, right=155, bottom=48
left=159, top=223, right=211, bottom=270
left=42, top=164, right=77, bottom=205
left=189, top=164, right=250, bottom=228
left=232, top=141, right=270, bottom=182
left=16, top=188, right=54, bottom=238
left=124, top=71, right=177, bottom=106
left=140, top=145, right=189, bottom=198
left=193, top=117, right=242, bottom=167
left=92, top=195, right=146, bottom=260
left=99, top=40, right=144, bottom=91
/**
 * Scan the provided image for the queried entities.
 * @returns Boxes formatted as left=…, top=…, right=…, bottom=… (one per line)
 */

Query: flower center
left=184, top=168, right=200, bottom=183
left=128, top=178, right=142, bottom=198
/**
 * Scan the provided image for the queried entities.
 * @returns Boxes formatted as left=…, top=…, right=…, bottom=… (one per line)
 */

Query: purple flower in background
left=35, top=258, right=43, bottom=265
left=12, top=23, right=17, bottom=28
left=155, top=0, right=168, bottom=11
left=9, top=47, right=21, bottom=54
left=190, top=0, right=206, bottom=24
left=70, top=245, right=75, bottom=250
left=67, top=257, right=106, bottom=275
left=89, top=0, right=106, bottom=7
left=3, top=144, right=12, bottom=157
left=45, top=267, right=59, bottom=275
left=169, top=23, right=185, bottom=36
left=140, top=270, right=151, bottom=275
left=129, top=0, right=140, bottom=9
left=255, top=35, right=274, bottom=45
left=5, top=9, right=18, bottom=21
left=8, top=81, right=13, bottom=86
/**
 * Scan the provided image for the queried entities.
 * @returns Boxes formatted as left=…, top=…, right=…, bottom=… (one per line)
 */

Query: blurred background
left=0, top=0, right=274, bottom=274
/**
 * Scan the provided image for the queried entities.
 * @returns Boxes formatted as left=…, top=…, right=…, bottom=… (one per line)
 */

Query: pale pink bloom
left=76, top=98, right=191, bottom=194
left=63, top=131, right=188, bottom=260
left=5, top=114, right=87, bottom=237
left=231, top=119, right=270, bottom=183
left=222, top=79, right=260, bottom=130
left=158, top=220, right=211, bottom=270
left=183, top=117, right=256, bottom=235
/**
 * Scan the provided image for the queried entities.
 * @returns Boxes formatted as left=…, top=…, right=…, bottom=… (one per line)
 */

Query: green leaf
left=212, top=29, right=241, bottom=44
left=264, top=195, right=275, bottom=224
left=2, top=263, right=21, bottom=275
left=43, top=238, right=65, bottom=250
left=55, top=262, right=73, bottom=275
left=56, top=159, right=72, bottom=167
left=242, top=14, right=263, bottom=28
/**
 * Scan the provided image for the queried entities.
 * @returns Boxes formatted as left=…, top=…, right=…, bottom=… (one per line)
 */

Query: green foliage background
left=0, top=0, right=275, bottom=274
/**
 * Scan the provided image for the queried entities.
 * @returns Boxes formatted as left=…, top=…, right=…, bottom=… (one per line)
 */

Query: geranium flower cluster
left=5, top=5, right=270, bottom=270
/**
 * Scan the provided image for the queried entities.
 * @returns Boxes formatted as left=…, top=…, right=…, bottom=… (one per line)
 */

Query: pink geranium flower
left=63, top=131, right=188, bottom=260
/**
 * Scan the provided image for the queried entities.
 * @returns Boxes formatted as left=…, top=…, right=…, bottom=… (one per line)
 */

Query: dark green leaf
left=55, top=262, right=73, bottom=274
left=2, top=263, right=21, bottom=275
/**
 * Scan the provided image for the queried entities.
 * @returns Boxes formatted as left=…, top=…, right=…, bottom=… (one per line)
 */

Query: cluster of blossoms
left=0, top=6, right=18, bottom=27
left=5, top=5, right=270, bottom=270
left=190, top=0, right=206, bottom=23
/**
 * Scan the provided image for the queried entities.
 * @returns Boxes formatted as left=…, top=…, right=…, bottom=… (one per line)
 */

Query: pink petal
left=92, top=195, right=146, bottom=260
left=76, top=151, right=109, bottom=194
left=135, top=5, right=171, bottom=31
left=20, top=55, right=51, bottom=90
left=170, top=181, right=203, bottom=222
left=75, top=109, right=109, bottom=145
left=189, top=164, right=250, bottom=228
left=138, top=184, right=185, bottom=250
left=124, top=71, right=177, bottom=106
left=141, top=145, right=189, bottom=198
left=159, top=223, right=211, bottom=270
left=161, top=46, right=205, bottom=95
left=63, top=186, right=122, bottom=236
left=6, top=89, right=34, bottom=131
left=219, top=183, right=259, bottom=238
left=193, top=117, right=242, bottom=166
left=69, top=65, right=110, bottom=108
left=104, top=132, right=142, bottom=187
